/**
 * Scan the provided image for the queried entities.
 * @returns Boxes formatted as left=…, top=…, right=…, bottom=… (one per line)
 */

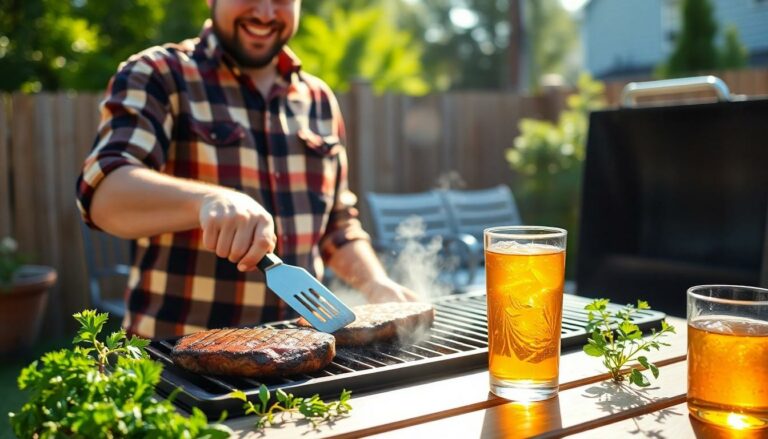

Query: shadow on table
left=583, top=381, right=684, bottom=438
left=480, top=394, right=562, bottom=438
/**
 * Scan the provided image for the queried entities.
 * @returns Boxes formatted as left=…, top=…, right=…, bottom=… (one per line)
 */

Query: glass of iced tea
left=687, top=285, right=768, bottom=430
left=484, top=226, right=566, bottom=401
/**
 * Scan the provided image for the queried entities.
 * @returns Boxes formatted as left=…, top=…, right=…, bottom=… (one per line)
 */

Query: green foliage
left=583, top=299, right=676, bottom=387
left=720, top=25, right=748, bottom=70
left=232, top=385, right=352, bottom=429
left=291, top=4, right=428, bottom=95
left=8, top=310, right=231, bottom=438
left=0, top=0, right=169, bottom=92
left=657, top=0, right=750, bottom=78
left=506, top=74, right=605, bottom=276
left=0, top=237, right=24, bottom=289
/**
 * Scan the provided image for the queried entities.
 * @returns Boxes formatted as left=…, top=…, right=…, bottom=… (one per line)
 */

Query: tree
left=0, top=0, right=97, bottom=92
left=720, top=24, right=748, bottom=70
left=666, top=0, right=719, bottom=76
left=291, top=3, right=429, bottom=95
left=0, top=0, right=168, bottom=92
left=657, top=0, right=749, bottom=78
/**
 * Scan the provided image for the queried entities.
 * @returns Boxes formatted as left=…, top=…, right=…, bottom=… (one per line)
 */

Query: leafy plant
left=291, top=5, right=428, bottom=95
left=8, top=310, right=232, bottom=438
left=231, top=385, right=352, bottom=429
left=0, top=236, right=24, bottom=290
left=582, top=299, right=676, bottom=387
left=506, top=73, right=605, bottom=277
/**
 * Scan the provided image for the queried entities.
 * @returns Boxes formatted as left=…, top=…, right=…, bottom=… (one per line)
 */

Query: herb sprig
left=582, top=299, right=676, bottom=387
left=9, top=310, right=231, bottom=438
left=231, top=385, right=352, bottom=429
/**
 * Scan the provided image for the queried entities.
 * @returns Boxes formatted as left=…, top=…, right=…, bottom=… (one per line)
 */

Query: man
left=76, top=0, right=418, bottom=339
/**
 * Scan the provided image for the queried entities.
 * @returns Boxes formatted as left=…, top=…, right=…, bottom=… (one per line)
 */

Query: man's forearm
left=327, top=240, right=419, bottom=303
left=326, top=239, right=389, bottom=291
left=90, top=166, right=220, bottom=238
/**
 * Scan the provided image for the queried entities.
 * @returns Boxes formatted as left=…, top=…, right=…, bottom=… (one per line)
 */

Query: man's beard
left=212, top=16, right=288, bottom=68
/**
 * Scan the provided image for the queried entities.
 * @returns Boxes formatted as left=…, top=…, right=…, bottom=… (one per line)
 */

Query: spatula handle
left=257, top=253, right=283, bottom=272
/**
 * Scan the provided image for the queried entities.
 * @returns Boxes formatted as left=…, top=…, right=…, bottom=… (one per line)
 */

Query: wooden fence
left=2, top=68, right=767, bottom=332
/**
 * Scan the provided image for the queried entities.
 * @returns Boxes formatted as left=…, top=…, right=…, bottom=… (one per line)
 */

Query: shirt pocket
left=296, top=128, right=341, bottom=216
left=180, top=118, right=251, bottom=188
left=189, top=120, right=246, bottom=147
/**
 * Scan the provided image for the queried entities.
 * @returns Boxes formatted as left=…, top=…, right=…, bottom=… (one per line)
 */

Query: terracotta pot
left=0, top=265, right=57, bottom=354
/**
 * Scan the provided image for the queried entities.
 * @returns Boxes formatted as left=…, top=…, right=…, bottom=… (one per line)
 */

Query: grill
left=147, top=290, right=666, bottom=418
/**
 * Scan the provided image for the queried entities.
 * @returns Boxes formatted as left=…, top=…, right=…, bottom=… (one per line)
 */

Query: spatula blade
left=263, top=263, right=356, bottom=333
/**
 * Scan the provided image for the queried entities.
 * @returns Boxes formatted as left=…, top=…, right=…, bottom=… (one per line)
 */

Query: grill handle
left=621, top=75, right=731, bottom=108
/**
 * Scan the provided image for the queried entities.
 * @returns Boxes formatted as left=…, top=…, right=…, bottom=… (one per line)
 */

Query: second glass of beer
left=484, top=226, right=567, bottom=401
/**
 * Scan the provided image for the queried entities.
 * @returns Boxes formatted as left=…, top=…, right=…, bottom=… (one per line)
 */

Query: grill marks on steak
left=171, top=327, right=335, bottom=377
left=297, top=302, right=436, bottom=346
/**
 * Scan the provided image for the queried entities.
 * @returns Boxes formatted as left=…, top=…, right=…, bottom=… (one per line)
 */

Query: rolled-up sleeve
left=75, top=56, right=172, bottom=228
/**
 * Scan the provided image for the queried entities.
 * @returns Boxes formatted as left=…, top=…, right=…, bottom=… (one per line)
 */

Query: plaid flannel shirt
left=76, top=24, right=369, bottom=340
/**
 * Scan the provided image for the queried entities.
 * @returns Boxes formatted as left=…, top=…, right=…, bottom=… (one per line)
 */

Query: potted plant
left=0, top=236, right=57, bottom=354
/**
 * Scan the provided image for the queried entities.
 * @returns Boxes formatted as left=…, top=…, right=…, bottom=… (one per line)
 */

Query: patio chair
left=365, top=190, right=479, bottom=289
left=79, top=221, right=131, bottom=318
left=441, top=184, right=523, bottom=239
left=439, top=185, right=523, bottom=284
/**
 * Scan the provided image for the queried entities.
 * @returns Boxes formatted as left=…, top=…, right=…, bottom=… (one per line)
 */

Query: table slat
left=226, top=316, right=687, bottom=438
left=368, top=360, right=688, bottom=438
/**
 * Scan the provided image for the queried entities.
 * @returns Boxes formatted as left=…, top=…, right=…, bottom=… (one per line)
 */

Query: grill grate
left=147, top=290, right=666, bottom=418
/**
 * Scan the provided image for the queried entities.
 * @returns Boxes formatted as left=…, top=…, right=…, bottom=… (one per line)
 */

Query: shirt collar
left=195, top=20, right=302, bottom=80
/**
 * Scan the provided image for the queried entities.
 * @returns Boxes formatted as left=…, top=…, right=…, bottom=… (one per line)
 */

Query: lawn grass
left=0, top=317, right=122, bottom=438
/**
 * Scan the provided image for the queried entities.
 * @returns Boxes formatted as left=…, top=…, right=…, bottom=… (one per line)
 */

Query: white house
left=582, top=0, right=768, bottom=79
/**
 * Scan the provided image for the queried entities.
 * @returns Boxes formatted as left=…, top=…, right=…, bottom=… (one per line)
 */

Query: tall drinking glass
left=484, top=226, right=567, bottom=401
left=687, top=285, right=768, bottom=430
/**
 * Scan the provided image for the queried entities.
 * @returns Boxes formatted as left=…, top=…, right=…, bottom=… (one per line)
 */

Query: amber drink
left=687, top=285, right=768, bottom=430
left=484, top=226, right=566, bottom=401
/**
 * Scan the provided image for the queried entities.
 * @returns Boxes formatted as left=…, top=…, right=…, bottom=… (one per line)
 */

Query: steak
left=171, top=327, right=335, bottom=377
left=297, top=302, right=436, bottom=346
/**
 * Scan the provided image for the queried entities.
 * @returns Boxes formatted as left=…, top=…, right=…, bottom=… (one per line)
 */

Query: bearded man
left=76, top=0, right=417, bottom=339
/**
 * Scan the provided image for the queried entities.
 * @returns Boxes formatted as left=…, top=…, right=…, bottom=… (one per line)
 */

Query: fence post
left=0, top=95, right=10, bottom=238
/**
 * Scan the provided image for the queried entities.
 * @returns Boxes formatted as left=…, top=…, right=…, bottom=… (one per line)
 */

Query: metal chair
left=79, top=221, right=131, bottom=318
left=439, top=185, right=523, bottom=285
left=440, top=184, right=523, bottom=240
left=365, top=190, right=478, bottom=289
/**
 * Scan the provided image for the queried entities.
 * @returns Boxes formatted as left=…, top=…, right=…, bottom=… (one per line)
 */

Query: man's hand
left=359, top=276, right=420, bottom=303
left=199, top=190, right=276, bottom=272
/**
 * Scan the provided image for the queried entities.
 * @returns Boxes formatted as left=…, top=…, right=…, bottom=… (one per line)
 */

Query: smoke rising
left=327, top=215, right=455, bottom=305
left=388, top=216, right=454, bottom=301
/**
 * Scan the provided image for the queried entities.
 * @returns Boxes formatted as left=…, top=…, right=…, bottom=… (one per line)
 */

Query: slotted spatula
left=257, top=253, right=356, bottom=333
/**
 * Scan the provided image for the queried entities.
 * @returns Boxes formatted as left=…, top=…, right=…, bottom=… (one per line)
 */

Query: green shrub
left=8, top=310, right=231, bottom=438
left=506, top=73, right=605, bottom=277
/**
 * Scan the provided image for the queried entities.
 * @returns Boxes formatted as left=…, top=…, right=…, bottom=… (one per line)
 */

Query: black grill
left=147, top=290, right=666, bottom=418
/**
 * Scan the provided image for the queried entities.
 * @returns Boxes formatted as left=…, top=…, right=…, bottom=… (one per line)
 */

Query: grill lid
left=146, top=290, right=666, bottom=418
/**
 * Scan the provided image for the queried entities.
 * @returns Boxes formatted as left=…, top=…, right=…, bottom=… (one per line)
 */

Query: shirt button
left=210, top=132, right=218, bottom=140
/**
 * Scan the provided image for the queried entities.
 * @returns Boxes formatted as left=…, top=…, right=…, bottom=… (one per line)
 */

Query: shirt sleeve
left=75, top=55, right=172, bottom=228
left=319, top=93, right=371, bottom=262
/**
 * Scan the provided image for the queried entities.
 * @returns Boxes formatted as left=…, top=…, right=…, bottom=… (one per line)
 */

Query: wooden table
left=223, top=316, right=763, bottom=438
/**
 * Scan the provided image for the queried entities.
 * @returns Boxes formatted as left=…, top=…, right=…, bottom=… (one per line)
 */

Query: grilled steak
left=297, top=302, right=436, bottom=346
left=171, top=327, right=335, bottom=377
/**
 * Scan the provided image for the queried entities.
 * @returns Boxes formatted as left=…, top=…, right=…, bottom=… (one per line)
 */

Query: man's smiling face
left=209, top=0, right=300, bottom=68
